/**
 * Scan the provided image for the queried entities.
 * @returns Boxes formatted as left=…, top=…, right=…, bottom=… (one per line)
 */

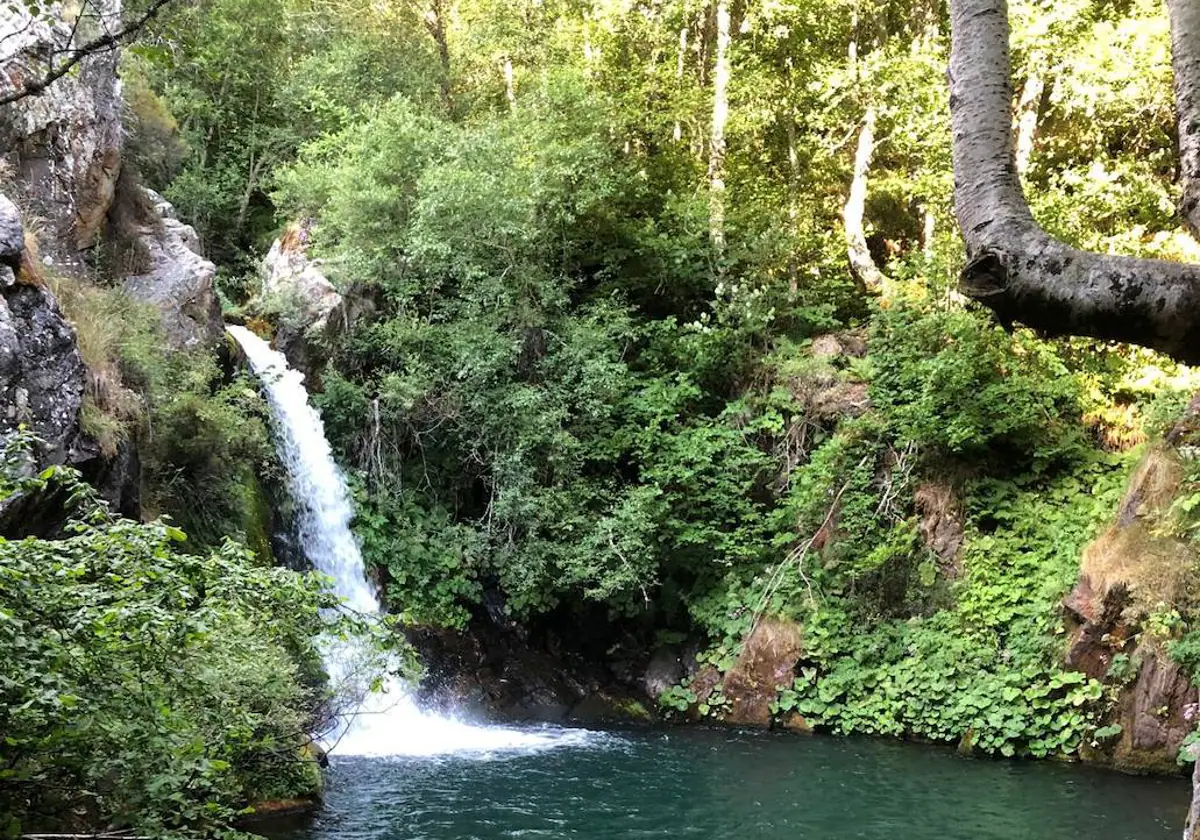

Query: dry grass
left=1080, top=447, right=1196, bottom=615
left=1083, top=402, right=1148, bottom=452
left=46, top=269, right=146, bottom=457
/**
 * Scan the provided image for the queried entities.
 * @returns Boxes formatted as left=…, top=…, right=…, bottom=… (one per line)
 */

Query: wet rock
left=643, top=646, right=685, bottom=701
left=721, top=618, right=804, bottom=726
left=1109, top=652, right=1193, bottom=774
left=781, top=711, right=814, bottom=734
left=124, top=191, right=222, bottom=349
left=410, top=621, right=654, bottom=725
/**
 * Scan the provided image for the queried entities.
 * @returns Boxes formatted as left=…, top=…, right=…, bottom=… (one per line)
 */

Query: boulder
left=721, top=618, right=804, bottom=726
left=1065, top=444, right=1198, bottom=774
left=124, top=190, right=222, bottom=349
left=0, top=194, right=23, bottom=267
left=261, top=222, right=343, bottom=332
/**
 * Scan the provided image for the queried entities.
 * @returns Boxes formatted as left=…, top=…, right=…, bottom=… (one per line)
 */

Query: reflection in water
left=262, top=727, right=1187, bottom=840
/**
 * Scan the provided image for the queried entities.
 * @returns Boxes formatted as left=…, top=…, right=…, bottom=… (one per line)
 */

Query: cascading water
left=227, top=326, right=597, bottom=758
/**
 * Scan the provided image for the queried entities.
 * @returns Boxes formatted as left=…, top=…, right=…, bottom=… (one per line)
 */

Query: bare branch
left=0, top=0, right=177, bottom=107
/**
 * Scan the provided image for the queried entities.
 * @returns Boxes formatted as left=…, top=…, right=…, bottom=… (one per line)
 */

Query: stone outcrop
left=0, top=2, right=125, bottom=262
left=410, top=621, right=653, bottom=725
left=124, top=189, right=222, bottom=349
left=914, top=481, right=966, bottom=577
left=712, top=618, right=804, bottom=726
left=255, top=220, right=380, bottom=384
left=0, top=195, right=86, bottom=465
left=1065, top=444, right=1198, bottom=775
left=261, top=222, right=343, bottom=332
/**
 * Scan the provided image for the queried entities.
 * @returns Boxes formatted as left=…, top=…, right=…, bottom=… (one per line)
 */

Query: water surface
left=262, top=726, right=1188, bottom=840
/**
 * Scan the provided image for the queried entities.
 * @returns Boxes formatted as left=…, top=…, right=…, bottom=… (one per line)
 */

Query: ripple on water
left=260, top=727, right=1189, bottom=840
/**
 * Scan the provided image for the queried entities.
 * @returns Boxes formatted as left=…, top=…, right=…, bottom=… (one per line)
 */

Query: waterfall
left=227, top=326, right=595, bottom=758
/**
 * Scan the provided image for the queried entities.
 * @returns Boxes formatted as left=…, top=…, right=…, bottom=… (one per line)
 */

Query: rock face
left=716, top=618, right=804, bottom=726
left=1065, top=445, right=1197, bottom=775
left=261, top=222, right=343, bottom=332
left=0, top=2, right=125, bottom=260
left=124, top=190, right=222, bottom=349
left=410, top=621, right=653, bottom=725
left=0, top=196, right=86, bottom=464
left=257, top=220, right=373, bottom=383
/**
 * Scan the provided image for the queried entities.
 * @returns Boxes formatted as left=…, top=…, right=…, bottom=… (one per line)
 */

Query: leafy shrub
left=870, top=301, right=1083, bottom=460
left=0, top=454, right=335, bottom=836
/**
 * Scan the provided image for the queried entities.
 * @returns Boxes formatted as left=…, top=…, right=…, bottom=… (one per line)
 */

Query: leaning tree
left=947, top=0, right=1200, bottom=833
left=949, top=0, right=1200, bottom=363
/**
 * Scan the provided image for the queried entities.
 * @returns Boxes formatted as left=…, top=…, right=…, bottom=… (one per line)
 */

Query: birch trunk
left=708, top=0, right=730, bottom=255
left=949, top=0, right=1200, bottom=363
left=786, top=109, right=800, bottom=295
left=503, top=56, right=516, bottom=111
left=843, top=106, right=887, bottom=293
left=1169, top=0, right=1200, bottom=239
left=674, top=27, right=688, bottom=142
left=1013, top=72, right=1043, bottom=177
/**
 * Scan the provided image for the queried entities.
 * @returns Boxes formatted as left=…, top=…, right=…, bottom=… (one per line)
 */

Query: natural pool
left=261, top=726, right=1188, bottom=840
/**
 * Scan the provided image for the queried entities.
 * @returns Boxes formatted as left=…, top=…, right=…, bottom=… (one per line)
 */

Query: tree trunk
left=844, top=106, right=887, bottom=293
left=786, top=96, right=800, bottom=296
left=708, top=0, right=730, bottom=256
left=949, top=0, right=1200, bottom=364
left=1013, top=72, right=1043, bottom=177
left=425, top=0, right=453, bottom=111
left=503, top=56, right=516, bottom=111
left=1187, top=708, right=1200, bottom=840
left=1169, top=0, right=1200, bottom=239
left=674, top=26, right=688, bottom=142
left=923, top=207, right=936, bottom=260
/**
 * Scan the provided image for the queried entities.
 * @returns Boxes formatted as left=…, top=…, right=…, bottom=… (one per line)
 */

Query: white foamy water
left=227, top=326, right=599, bottom=758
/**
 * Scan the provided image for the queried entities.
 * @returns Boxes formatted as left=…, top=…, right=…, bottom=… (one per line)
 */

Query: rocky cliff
left=0, top=195, right=86, bottom=465
left=0, top=2, right=222, bottom=492
left=1065, top=443, right=1198, bottom=775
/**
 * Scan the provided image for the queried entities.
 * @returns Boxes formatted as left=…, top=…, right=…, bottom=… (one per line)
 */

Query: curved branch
left=0, top=0, right=176, bottom=107
left=950, top=0, right=1200, bottom=364
left=1170, top=0, right=1200, bottom=239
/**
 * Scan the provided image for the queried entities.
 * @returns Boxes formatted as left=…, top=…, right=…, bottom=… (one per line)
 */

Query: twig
left=0, top=0, right=177, bottom=106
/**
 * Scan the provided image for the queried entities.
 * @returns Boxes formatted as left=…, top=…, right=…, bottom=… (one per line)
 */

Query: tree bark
left=1170, top=0, right=1200, bottom=239
left=843, top=106, right=887, bottom=293
left=503, top=56, right=516, bottom=111
left=708, top=0, right=730, bottom=256
left=674, top=26, right=688, bottom=142
left=949, top=0, right=1200, bottom=364
left=1187, top=711, right=1200, bottom=840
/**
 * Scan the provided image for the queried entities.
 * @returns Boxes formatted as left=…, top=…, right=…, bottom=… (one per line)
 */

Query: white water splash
left=227, top=326, right=599, bottom=758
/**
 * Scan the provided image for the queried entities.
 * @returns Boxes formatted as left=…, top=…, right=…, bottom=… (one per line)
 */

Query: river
left=260, top=726, right=1186, bottom=840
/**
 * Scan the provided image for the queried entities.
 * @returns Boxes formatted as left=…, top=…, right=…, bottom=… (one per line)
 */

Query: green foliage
left=138, top=352, right=277, bottom=555
left=127, top=0, right=1200, bottom=784
left=0, top=453, right=336, bottom=837
left=870, top=300, right=1083, bottom=459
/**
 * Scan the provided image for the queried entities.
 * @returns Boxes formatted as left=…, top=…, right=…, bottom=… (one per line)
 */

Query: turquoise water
left=262, top=727, right=1189, bottom=840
